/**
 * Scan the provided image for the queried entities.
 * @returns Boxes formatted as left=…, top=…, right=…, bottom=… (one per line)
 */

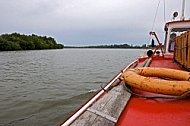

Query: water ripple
left=0, top=49, right=145, bottom=126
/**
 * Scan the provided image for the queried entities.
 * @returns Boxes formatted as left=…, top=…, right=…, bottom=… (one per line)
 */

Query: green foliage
left=0, top=33, right=64, bottom=51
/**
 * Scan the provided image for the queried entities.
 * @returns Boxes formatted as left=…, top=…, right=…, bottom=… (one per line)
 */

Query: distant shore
left=64, top=43, right=153, bottom=49
left=0, top=33, right=155, bottom=51
left=0, top=33, right=64, bottom=51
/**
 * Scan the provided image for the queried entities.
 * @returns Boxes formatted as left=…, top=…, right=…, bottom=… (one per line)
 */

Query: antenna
left=181, top=0, right=185, bottom=20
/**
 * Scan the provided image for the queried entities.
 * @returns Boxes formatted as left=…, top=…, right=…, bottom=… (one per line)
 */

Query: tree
left=0, top=33, right=64, bottom=51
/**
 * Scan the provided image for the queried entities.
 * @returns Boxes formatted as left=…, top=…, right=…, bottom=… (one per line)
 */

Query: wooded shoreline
left=0, top=33, right=154, bottom=51
left=0, top=33, right=64, bottom=51
left=64, top=43, right=152, bottom=49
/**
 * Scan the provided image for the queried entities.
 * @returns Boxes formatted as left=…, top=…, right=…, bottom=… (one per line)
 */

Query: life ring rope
left=123, top=83, right=190, bottom=99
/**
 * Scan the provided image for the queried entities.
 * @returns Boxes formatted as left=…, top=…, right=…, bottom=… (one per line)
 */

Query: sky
left=0, top=0, right=190, bottom=46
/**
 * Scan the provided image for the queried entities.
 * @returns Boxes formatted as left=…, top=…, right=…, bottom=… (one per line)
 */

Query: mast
left=180, top=0, right=185, bottom=20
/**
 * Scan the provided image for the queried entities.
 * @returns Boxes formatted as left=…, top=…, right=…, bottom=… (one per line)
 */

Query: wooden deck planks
left=71, top=83, right=131, bottom=126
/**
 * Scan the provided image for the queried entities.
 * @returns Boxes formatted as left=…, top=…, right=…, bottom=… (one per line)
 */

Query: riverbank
left=64, top=43, right=153, bottom=49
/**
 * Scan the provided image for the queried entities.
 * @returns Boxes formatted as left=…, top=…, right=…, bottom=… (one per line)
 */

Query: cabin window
left=169, top=28, right=190, bottom=52
left=168, top=32, right=177, bottom=52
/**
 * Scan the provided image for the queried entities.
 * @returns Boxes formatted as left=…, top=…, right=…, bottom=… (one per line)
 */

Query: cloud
left=0, top=0, right=190, bottom=46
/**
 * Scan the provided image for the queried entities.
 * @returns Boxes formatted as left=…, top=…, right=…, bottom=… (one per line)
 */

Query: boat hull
left=61, top=55, right=190, bottom=126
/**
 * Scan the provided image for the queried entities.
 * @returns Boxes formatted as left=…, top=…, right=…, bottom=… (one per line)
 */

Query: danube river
left=0, top=49, right=145, bottom=126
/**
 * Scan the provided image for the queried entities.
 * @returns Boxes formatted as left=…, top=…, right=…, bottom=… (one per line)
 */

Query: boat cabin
left=162, top=19, right=190, bottom=70
left=164, top=20, right=190, bottom=54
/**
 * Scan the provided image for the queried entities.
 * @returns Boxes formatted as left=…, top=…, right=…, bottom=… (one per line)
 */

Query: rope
left=151, top=0, right=161, bottom=31
left=100, top=83, right=108, bottom=92
left=100, top=78, right=122, bottom=92
left=123, top=83, right=190, bottom=99
left=147, top=0, right=161, bottom=47
left=163, top=0, right=166, bottom=23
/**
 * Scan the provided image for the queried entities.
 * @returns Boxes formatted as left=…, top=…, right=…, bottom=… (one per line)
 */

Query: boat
left=60, top=1, right=190, bottom=125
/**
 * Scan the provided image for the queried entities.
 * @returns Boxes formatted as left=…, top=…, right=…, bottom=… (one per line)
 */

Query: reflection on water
left=0, top=49, right=144, bottom=126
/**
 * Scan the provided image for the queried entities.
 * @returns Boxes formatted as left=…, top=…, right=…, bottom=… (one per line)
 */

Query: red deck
left=117, top=55, right=190, bottom=126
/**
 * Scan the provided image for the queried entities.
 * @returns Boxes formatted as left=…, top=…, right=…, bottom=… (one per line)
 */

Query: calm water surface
left=0, top=49, right=145, bottom=126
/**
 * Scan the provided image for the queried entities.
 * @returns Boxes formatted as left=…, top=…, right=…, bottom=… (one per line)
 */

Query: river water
left=0, top=49, right=145, bottom=126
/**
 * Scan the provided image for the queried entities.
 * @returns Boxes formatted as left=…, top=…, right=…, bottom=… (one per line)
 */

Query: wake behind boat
left=60, top=1, right=190, bottom=125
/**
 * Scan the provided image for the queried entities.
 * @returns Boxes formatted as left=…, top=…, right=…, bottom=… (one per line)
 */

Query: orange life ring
left=121, top=67, right=190, bottom=96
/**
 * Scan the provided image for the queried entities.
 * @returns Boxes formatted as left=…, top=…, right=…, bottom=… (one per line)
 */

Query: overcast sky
left=0, top=0, right=190, bottom=46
